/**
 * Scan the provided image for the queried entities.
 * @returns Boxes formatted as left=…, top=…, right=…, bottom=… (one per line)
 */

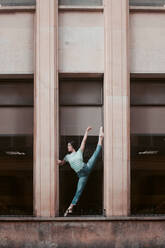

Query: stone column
left=104, top=0, right=130, bottom=216
left=34, top=0, right=59, bottom=217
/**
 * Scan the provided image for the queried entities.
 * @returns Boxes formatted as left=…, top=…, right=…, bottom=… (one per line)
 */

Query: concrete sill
left=1, top=5, right=165, bottom=13
left=59, top=72, right=103, bottom=79
left=0, top=216, right=165, bottom=222
left=130, top=6, right=165, bottom=12
left=59, top=5, right=104, bottom=12
left=0, top=5, right=35, bottom=12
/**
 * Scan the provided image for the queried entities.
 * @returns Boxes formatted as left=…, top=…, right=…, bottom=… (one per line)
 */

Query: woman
left=58, top=126, right=104, bottom=216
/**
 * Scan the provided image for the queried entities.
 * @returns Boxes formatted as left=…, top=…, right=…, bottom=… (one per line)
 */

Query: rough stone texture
left=0, top=219, right=165, bottom=247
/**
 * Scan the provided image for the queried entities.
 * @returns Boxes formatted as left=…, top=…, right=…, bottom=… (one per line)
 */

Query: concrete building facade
left=0, top=0, right=165, bottom=247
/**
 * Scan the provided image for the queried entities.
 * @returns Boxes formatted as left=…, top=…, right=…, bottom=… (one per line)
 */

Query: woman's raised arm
left=80, top=126, right=92, bottom=152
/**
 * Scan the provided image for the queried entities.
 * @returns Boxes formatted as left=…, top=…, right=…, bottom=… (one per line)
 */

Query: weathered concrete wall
left=130, top=12, right=165, bottom=73
left=0, top=219, right=165, bottom=247
left=1, top=11, right=165, bottom=75
left=0, top=12, right=34, bottom=74
left=59, top=11, right=104, bottom=73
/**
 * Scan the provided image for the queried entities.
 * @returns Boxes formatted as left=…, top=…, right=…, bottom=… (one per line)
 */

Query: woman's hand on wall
left=57, top=159, right=66, bottom=166
left=57, top=159, right=62, bottom=165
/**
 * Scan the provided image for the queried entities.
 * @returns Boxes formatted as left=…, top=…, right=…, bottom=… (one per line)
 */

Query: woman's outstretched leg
left=87, top=126, right=104, bottom=172
left=64, top=126, right=104, bottom=217
left=98, top=126, right=104, bottom=146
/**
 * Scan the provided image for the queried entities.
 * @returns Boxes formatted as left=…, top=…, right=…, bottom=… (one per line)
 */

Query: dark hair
left=67, top=140, right=76, bottom=150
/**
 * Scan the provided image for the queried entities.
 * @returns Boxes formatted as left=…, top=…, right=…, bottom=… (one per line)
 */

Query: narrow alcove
left=59, top=76, right=104, bottom=216
left=131, top=77, right=165, bottom=215
left=0, top=77, right=33, bottom=216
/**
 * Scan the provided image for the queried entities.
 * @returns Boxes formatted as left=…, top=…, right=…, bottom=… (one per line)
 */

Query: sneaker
left=64, top=207, right=73, bottom=217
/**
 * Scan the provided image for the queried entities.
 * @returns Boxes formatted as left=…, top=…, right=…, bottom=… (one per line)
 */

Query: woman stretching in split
left=58, top=126, right=104, bottom=217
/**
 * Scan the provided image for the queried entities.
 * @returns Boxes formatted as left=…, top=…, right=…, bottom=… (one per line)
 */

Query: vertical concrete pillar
left=34, top=0, right=59, bottom=217
left=104, top=0, right=130, bottom=216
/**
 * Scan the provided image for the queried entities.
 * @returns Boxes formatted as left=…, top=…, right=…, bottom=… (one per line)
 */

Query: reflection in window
left=0, top=78, right=33, bottom=216
left=59, top=0, right=102, bottom=6
left=130, top=0, right=165, bottom=6
left=59, top=77, right=103, bottom=216
left=131, top=78, right=165, bottom=215
left=0, top=0, right=35, bottom=6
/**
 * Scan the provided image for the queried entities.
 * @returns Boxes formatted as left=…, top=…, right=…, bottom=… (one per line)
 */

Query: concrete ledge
left=0, top=215, right=165, bottom=222
left=130, top=6, right=165, bottom=12
left=59, top=5, right=104, bottom=12
left=0, top=218, right=164, bottom=247
left=0, top=5, right=35, bottom=12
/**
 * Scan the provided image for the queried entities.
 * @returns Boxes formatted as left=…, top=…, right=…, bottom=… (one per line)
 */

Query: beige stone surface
left=0, top=12, right=34, bottom=74
left=59, top=11, right=104, bottom=73
left=34, top=0, right=59, bottom=217
left=104, top=0, right=130, bottom=216
left=130, top=12, right=165, bottom=73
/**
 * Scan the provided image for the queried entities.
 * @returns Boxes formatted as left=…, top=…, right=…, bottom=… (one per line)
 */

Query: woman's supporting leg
left=64, top=175, right=88, bottom=216
left=71, top=175, right=89, bottom=205
left=64, top=174, right=89, bottom=216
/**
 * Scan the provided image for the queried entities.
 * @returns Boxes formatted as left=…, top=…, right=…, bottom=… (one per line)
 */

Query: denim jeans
left=71, top=144, right=102, bottom=205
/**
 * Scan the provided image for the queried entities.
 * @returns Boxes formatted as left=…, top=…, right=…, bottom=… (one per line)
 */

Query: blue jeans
left=71, top=144, right=102, bottom=205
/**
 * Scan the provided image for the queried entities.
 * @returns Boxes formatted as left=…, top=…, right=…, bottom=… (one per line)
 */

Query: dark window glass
left=59, top=0, right=102, bottom=6
left=131, top=78, right=165, bottom=215
left=130, top=0, right=165, bottom=6
left=0, top=0, right=35, bottom=6
left=60, top=78, right=103, bottom=106
left=0, top=79, right=33, bottom=106
left=131, top=79, right=165, bottom=106
left=0, top=78, right=33, bottom=216
left=59, top=77, right=103, bottom=216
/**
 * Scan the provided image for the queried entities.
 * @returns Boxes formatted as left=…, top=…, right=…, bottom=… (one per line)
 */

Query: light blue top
left=63, top=148, right=85, bottom=173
